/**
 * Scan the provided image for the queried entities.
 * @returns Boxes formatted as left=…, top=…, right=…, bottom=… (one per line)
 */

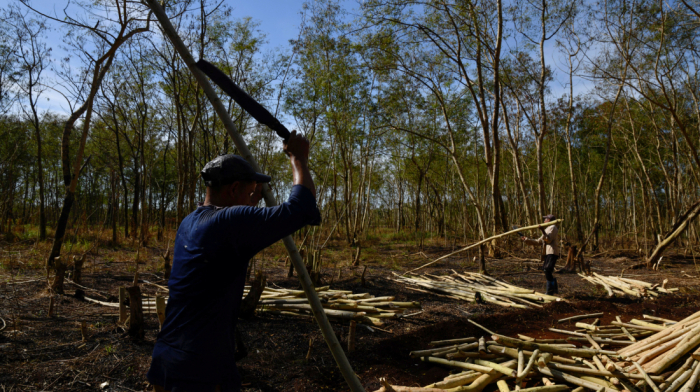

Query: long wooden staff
left=143, top=2, right=364, bottom=391
left=403, top=219, right=564, bottom=275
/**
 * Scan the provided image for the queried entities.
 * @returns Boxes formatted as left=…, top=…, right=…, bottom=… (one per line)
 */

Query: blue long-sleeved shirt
left=147, top=185, right=321, bottom=391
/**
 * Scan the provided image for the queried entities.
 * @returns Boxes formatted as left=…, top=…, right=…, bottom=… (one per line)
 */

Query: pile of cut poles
left=579, top=273, right=678, bottom=298
left=550, top=312, right=658, bottom=346
left=251, top=285, right=421, bottom=326
left=375, top=312, right=700, bottom=392
left=392, top=270, right=561, bottom=309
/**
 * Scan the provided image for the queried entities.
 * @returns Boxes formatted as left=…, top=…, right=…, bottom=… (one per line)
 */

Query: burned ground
left=1, top=239, right=699, bottom=392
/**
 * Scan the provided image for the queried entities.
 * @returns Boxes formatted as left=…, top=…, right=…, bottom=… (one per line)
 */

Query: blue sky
left=5, top=0, right=594, bottom=116
left=229, top=1, right=311, bottom=50
left=3, top=0, right=323, bottom=114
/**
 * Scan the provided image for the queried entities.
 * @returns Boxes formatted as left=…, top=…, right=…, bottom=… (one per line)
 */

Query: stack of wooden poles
left=375, top=312, right=700, bottom=392
left=250, top=285, right=421, bottom=326
left=393, top=271, right=561, bottom=309
left=579, top=273, right=678, bottom=298
left=549, top=312, right=658, bottom=346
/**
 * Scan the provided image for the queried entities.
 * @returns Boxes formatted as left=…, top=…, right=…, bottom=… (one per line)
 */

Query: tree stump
left=352, top=245, right=362, bottom=267
left=50, top=257, right=67, bottom=294
left=488, top=238, right=502, bottom=259
left=118, top=287, right=128, bottom=324
left=72, top=254, right=86, bottom=299
left=348, top=321, right=357, bottom=353
left=287, top=256, right=294, bottom=278
left=156, top=296, right=166, bottom=329
left=561, top=246, right=578, bottom=272
left=239, top=271, right=266, bottom=319
left=126, top=285, right=144, bottom=339
left=72, top=254, right=86, bottom=285
left=79, top=321, right=88, bottom=341
left=162, top=249, right=171, bottom=280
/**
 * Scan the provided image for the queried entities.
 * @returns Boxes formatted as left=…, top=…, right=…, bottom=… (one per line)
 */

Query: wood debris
left=91, top=283, right=420, bottom=327
left=393, top=271, right=562, bottom=309
left=579, top=273, right=679, bottom=298
left=376, top=312, right=700, bottom=392
left=250, top=285, right=420, bottom=326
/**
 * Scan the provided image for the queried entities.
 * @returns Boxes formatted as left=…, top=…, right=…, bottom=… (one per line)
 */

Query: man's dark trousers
left=543, top=254, right=559, bottom=295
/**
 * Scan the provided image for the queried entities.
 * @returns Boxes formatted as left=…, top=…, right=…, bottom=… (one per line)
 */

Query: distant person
left=521, top=214, right=559, bottom=295
left=147, top=131, right=320, bottom=392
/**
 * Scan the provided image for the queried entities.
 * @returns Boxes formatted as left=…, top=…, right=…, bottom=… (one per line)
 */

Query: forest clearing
left=2, top=233, right=699, bottom=391
left=2, top=0, right=700, bottom=391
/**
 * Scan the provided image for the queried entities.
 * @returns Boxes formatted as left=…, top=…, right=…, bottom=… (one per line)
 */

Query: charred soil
left=1, top=239, right=699, bottom=391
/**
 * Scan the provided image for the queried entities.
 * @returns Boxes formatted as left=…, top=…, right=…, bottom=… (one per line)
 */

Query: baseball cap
left=543, top=214, right=556, bottom=220
left=201, top=154, right=271, bottom=187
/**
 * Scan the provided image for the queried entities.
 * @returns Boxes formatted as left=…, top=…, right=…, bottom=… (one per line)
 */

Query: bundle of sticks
left=249, top=285, right=421, bottom=326
left=393, top=271, right=561, bottom=309
left=376, top=313, right=700, bottom=392
left=579, top=273, right=678, bottom=298
left=617, top=310, right=700, bottom=378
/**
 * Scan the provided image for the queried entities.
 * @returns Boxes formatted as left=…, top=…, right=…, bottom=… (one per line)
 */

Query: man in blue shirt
left=147, top=131, right=320, bottom=392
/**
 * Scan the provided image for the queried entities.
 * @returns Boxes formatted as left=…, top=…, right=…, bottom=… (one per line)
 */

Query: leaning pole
left=143, top=1, right=365, bottom=391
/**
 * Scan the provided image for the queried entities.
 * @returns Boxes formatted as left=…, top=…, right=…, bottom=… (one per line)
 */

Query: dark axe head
left=196, top=59, right=291, bottom=142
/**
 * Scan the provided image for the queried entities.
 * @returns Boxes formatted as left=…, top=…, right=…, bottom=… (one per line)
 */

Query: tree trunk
left=592, top=84, right=624, bottom=250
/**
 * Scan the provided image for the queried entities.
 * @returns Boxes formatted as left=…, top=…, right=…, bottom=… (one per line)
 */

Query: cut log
left=644, top=323, right=700, bottom=374
left=479, top=337, right=487, bottom=354
left=678, top=361, right=700, bottom=392
left=537, top=366, right=616, bottom=392
left=425, top=372, right=481, bottom=389
left=631, top=362, right=660, bottom=392
left=498, top=380, right=511, bottom=392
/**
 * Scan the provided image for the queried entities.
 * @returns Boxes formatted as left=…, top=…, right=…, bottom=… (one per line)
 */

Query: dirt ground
left=1, top=238, right=699, bottom=392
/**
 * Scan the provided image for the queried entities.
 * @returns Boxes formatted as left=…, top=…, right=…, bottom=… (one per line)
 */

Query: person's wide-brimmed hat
left=201, top=154, right=271, bottom=187
left=543, top=214, right=556, bottom=220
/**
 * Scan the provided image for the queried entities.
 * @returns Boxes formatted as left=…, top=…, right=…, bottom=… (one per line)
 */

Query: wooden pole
left=679, top=361, right=700, bottom=392
left=558, top=313, right=604, bottom=323
left=404, top=220, right=563, bottom=275
left=492, top=335, right=617, bottom=357
left=142, top=2, right=364, bottom=390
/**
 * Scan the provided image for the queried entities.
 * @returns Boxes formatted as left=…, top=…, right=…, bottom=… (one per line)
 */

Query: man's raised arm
left=284, top=130, right=316, bottom=198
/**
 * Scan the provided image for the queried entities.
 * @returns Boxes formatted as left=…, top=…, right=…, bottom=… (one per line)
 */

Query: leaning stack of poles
left=250, top=285, right=421, bottom=326
left=392, top=271, right=562, bottom=309
left=579, top=273, right=678, bottom=298
left=375, top=312, right=700, bottom=392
